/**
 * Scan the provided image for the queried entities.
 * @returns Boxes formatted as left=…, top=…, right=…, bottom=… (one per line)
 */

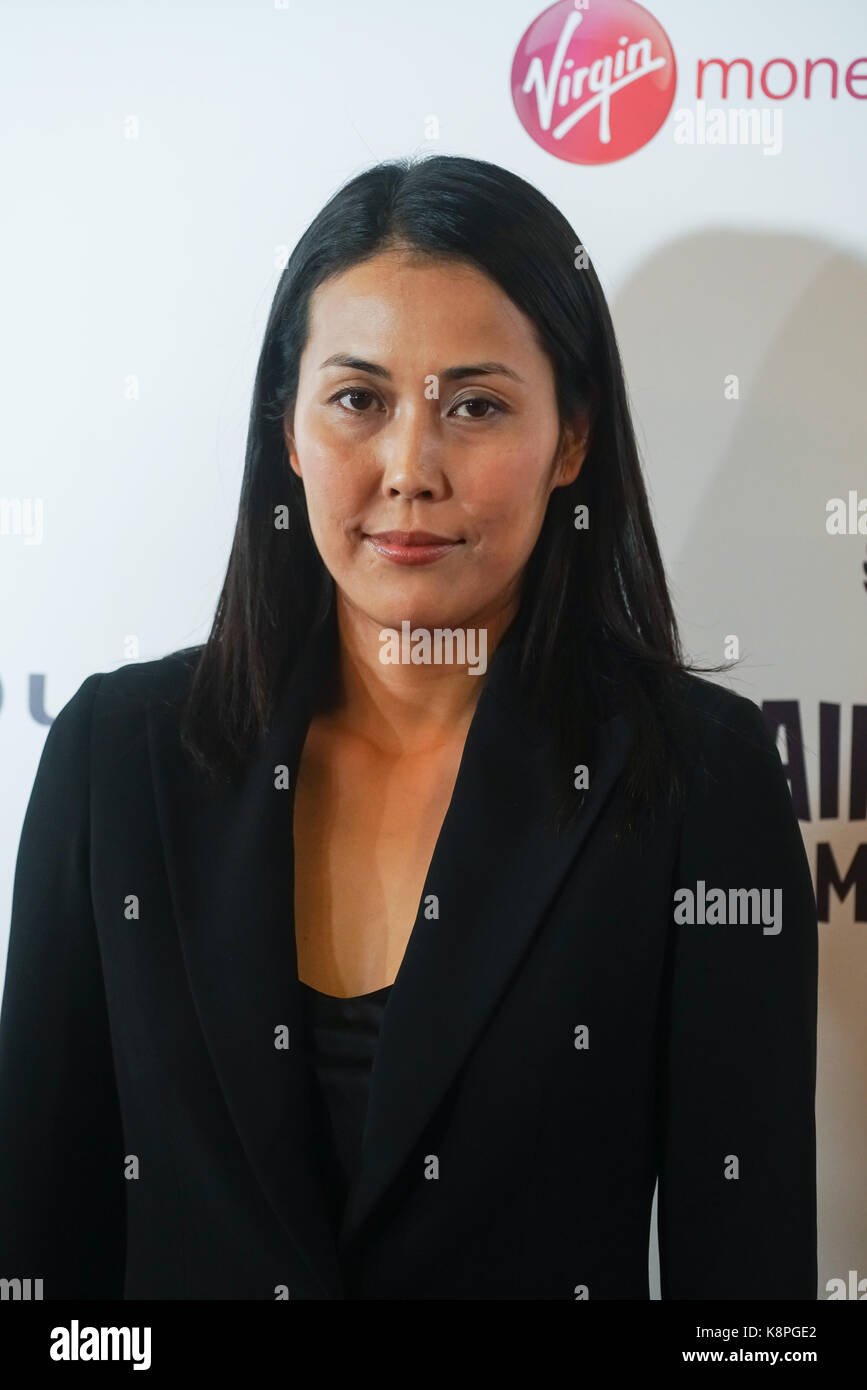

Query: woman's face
left=285, top=248, right=587, bottom=637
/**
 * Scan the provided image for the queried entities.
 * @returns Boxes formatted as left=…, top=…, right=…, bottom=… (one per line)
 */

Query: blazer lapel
left=338, top=633, right=634, bottom=1252
left=147, top=613, right=344, bottom=1299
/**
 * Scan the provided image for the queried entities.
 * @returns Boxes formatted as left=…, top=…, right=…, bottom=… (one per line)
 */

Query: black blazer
left=0, top=616, right=818, bottom=1300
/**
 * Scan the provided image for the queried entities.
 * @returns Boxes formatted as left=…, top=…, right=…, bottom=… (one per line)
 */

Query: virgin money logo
left=511, top=0, right=677, bottom=164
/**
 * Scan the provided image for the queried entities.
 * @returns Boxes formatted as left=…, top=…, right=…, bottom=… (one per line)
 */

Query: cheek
left=461, top=451, right=552, bottom=545
left=300, top=448, right=371, bottom=521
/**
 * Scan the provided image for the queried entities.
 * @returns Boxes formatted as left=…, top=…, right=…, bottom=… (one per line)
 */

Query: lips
left=362, top=530, right=463, bottom=566
left=365, top=530, right=459, bottom=546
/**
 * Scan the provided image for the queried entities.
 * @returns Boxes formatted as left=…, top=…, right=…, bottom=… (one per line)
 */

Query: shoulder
left=667, top=676, right=814, bottom=913
left=675, top=671, right=774, bottom=747
left=669, top=671, right=785, bottom=800
left=96, top=645, right=202, bottom=710
left=51, top=645, right=203, bottom=742
left=22, top=648, right=204, bottom=821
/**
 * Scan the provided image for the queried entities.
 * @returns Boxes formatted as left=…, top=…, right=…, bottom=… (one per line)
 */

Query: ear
left=283, top=418, right=302, bottom=480
left=551, top=416, right=590, bottom=491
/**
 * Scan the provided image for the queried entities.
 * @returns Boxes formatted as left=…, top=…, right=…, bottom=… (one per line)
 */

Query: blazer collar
left=147, top=603, right=634, bottom=1296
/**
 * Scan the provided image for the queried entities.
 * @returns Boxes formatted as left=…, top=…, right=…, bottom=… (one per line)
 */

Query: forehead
left=304, top=250, right=540, bottom=360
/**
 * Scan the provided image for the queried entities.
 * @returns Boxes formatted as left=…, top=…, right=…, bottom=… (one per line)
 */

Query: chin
left=366, top=603, right=467, bottom=635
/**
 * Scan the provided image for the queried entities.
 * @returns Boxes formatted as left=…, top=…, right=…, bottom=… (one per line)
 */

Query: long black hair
left=179, top=153, right=736, bottom=844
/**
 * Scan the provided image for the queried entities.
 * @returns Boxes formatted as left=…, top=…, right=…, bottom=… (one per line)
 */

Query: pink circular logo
left=511, top=0, right=678, bottom=165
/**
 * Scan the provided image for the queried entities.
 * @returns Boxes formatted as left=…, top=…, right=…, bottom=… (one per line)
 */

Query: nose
left=379, top=412, right=449, bottom=501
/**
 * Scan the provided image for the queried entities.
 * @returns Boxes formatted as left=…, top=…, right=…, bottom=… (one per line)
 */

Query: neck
left=326, top=593, right=519, bottom=756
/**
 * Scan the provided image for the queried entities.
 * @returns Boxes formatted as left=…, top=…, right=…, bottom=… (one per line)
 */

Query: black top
left=300, top=979, right=394, bottom=1221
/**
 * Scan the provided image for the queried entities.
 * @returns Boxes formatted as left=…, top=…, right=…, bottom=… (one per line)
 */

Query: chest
left=291, top=720, right=468, bottom=996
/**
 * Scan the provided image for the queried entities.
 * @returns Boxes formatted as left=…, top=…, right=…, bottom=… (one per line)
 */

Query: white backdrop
left=1, top=0, right=864, bottom=1300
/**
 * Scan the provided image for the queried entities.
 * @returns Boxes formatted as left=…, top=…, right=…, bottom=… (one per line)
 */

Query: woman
left=0, top=154, right=817, bottom=1300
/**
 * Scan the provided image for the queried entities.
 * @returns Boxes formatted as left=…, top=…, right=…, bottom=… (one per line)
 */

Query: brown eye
left=332, top=388, right=379, bottom=414
left=453, top=397, right=505, bottom=420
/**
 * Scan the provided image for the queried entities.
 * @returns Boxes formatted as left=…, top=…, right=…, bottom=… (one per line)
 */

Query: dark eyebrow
left=318, top=353, right=524, bottom=384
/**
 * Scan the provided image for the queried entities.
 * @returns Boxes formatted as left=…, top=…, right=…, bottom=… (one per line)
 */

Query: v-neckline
left=299, top=979, right=395, bottom=1004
